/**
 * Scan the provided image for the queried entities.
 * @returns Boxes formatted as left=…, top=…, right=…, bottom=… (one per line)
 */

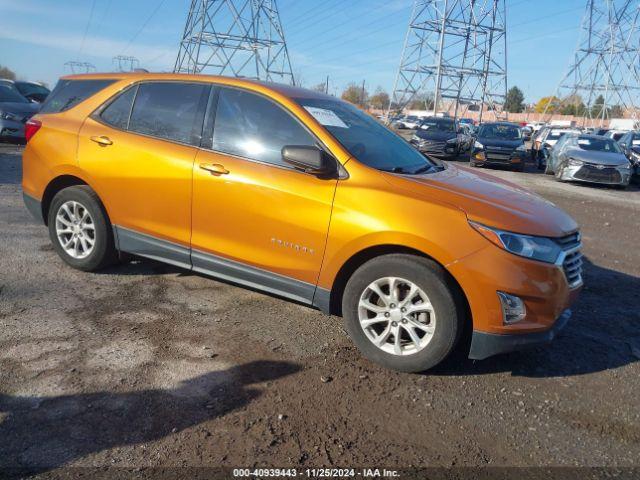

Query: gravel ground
left=1, top=143, right=639, bottom=477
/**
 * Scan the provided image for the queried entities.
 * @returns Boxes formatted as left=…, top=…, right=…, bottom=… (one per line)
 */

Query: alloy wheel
left=55, top=200, right=96, bottom=259
left=358, top=276, right=436, bottom=356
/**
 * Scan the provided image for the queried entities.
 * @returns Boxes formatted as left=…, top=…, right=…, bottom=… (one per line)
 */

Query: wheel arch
left=41, top=175, right=90, bottom=225
left=327, top=244, right=472, bottom=328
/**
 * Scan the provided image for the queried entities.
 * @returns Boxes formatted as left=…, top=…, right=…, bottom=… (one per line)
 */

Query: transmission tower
left=174, top=0, right=295, bottom=85
left=112, top=55, right=140, bottom=72
left=545, top=0, right=640, bottom=126
left=389, top=0, right=508, bottom=122
left=64, top=61, right=96, bottom=74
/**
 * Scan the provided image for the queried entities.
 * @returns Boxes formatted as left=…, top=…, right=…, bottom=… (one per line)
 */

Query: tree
left=369, top=87, right=390, bottom=110
left=591, top=94, right=606, bottom=117
left=311, top=82, right=327, bottom=94
left=341, top=82, right=368, bottom=108
left=504, top=86, right=525, bottom=113
left=534, top=96, right=561, bottom=114
left=408, top=92, right=434, bottom=110
left=0, top=65, right=16, bottom=80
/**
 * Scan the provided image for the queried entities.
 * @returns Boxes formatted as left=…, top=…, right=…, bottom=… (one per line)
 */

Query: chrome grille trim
left=555, top=232, right=583, bottom=289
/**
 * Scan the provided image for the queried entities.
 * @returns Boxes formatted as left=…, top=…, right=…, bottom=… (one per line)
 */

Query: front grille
left=421, top=140, right=447, bottom=153
left=557, top=232, right=583, bottom=288
left=574, top=165, right=622, bottom=184
left=485, top=148, right=513, bottom=162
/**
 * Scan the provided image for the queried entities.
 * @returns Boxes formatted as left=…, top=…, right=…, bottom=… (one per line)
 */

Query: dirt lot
left=1, top=143, right=639, bottom=477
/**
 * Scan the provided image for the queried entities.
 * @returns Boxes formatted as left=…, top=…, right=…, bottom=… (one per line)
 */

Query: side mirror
left=281, top=145, right=336, bottom=176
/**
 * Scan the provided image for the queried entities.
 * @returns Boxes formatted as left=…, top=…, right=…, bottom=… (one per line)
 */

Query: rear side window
left=100, top=86, right=137, bottom=130
left=128, top=82, right=209, bottom=145
left=40, top=79, right=115, bottom=113
left=211, top=87, right=316, bottom=166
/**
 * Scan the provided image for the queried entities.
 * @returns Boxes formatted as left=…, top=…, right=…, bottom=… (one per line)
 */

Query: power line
left=121, top=0, right=167, bottom=55
left=78, top=0, right=98, bottom=58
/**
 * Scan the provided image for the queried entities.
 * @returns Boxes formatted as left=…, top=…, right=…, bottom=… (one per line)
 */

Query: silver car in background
left=0, top=83, right=40, bottom=144
left=545, top=133, right=632, bottom=188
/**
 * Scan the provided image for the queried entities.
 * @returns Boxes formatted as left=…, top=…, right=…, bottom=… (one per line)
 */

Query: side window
left=211, top=87, right=316, bottom=166
left=40, top=79, right=116, bottom=114
left=100, top=86, right=137, bottom=130
left=128, top=82, right=209, bottom=145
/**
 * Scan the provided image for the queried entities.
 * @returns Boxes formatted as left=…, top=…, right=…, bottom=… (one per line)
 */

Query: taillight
left=24, top=118, right=42, bottom=143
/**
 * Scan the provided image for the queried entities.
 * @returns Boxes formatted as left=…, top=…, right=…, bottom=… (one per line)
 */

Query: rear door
left=77, top=81, right=210, bottom=266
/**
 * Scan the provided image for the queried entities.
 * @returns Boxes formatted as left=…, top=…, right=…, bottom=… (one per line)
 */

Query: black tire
left=469, top=159, right=477, bottom=167
left=48, top=185, right=117, bottom=272
left=342, top=254, right=464, bottom=373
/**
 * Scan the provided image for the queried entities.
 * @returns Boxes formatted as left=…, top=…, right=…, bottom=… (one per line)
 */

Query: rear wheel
left=48, top=186, right=117, bottom=272
left=342, top=254, right=464, bottom=373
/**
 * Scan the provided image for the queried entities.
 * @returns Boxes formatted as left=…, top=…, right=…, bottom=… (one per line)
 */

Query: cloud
left=0, top=23, right=175, bottom=66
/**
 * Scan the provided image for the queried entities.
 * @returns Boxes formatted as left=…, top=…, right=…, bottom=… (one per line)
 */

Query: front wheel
left=342, top=254, right=464, bottom=372
left=48, top=185, right=117, bottom=272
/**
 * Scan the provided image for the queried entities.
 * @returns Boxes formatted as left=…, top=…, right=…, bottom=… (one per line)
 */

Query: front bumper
left=411, top=140, right=459, bottom=158
left=468, top=309, right=571, bottom=360
left=557, top=163, right=631, bottom=186
left=471, top=148, right=527, bottom=166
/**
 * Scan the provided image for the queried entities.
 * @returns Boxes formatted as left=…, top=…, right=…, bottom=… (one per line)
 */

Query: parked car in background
left=458, top=118, right=475, bottom=126
left=22, top=72, right=583, bottom=372
left=545, top=133, right=632, bottom=188
left=605, top=130, right=627, bottom=142
left=394, top=115, right=422, bottom=129
left=0, top=83, right=40, bottom=143
left=533, top=127, right=581, bottom=170
left=410, top=116, right=466, bottom=158
left=616, top=130, right=640, bottom=176
left=470, top=122, right=528, bottom=171
left=14, top=81, right=50, bottom=103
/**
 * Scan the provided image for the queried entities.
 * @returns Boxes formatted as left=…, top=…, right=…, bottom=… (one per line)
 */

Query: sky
left=0, top=0, right=588, bottom=103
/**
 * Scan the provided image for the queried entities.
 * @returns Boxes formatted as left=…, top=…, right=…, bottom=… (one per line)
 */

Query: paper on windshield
left=304, top=107, right=348, bottom=128
left=577, top=139, right=591, bottom=145
left=632, top=140, right=640, bottom=145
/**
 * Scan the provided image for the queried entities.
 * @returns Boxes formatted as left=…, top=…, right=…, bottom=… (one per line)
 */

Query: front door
left=191, top=86, right=337, bottom=303
left=77, top=81, right=209, bottom=266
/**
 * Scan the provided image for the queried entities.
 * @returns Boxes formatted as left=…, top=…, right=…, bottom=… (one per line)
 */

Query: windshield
left=477, top=124, right=521, bottom=140
left=295, top=97, right=439, bottom=174
left=573, top=137, right=622, bottom=153
left=15, top=82, right=50, bottom=96
left=419, top=119, right=455, bottom=132
left=0, top=85, right=29, bottom=103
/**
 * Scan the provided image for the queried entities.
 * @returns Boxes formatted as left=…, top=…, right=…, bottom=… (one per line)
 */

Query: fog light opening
left=497, top=291, right=526, bottom=325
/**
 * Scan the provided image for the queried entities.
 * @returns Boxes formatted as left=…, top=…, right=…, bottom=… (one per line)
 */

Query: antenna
left=174, top=0, right=295, bottom=85
left=388, top=0, right=508, bottom=122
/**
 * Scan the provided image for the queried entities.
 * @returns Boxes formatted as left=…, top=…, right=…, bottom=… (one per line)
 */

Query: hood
left=564, top=147, right=629, bottom=166
left=477, top=137, right=523, bottom=150
left=0, top=101, right=40, bottom=116
left=382, top=163, right=578, bottom=237
left=415, top=129, right=457, bottom=141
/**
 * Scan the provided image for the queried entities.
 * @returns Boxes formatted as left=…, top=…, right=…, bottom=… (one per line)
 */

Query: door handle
left=199, top=163, right=229, bottom=175
left=90, top=135, right=113, bottom=146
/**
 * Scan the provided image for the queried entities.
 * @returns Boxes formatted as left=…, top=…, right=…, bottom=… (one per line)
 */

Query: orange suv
left=22, top=73, right=583, bottom=372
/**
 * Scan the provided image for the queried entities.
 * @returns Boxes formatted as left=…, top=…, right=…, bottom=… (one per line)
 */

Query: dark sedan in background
left=617, top=130, right=640, bottom=177
left=410, top=116, right=468, bottom=158
left=546, top=133, right=632, bottom=188
left=470, top=122, right=528, bottom=171
left=0, top=84, right=40, bottom=143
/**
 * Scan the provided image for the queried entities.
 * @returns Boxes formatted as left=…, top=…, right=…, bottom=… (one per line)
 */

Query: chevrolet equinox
left=22, top=73, right=583, bottom=372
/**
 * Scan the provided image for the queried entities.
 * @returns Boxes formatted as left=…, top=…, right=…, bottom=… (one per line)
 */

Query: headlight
left=515, top=144, right=527, bottom=152
left=411, top=135, right=421, bottom=142
left=474, top=141, right=484, bottom=149
left=567, top=158, right=584, bottom=167
left=469, top=221, right=563, bottom=264
left=618, top=162, right=631, bottom=170
left=0, top=111, right=19, bottom=121
left=446, top=138, right=458, bottom=145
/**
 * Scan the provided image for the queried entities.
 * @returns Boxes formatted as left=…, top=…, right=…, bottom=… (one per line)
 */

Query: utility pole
left=112, top=55, right=140, bottom=72
left=64, top=61, right=96, bottom=74
left=545, top=0, right=640, bottom=126
left=361, top=80, right=366, bottom=108
left=388, top=0, right=508, bottom=121
left=174, top=0, right=295, bottom=85
left=326, top=75, right=329, bottom=95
